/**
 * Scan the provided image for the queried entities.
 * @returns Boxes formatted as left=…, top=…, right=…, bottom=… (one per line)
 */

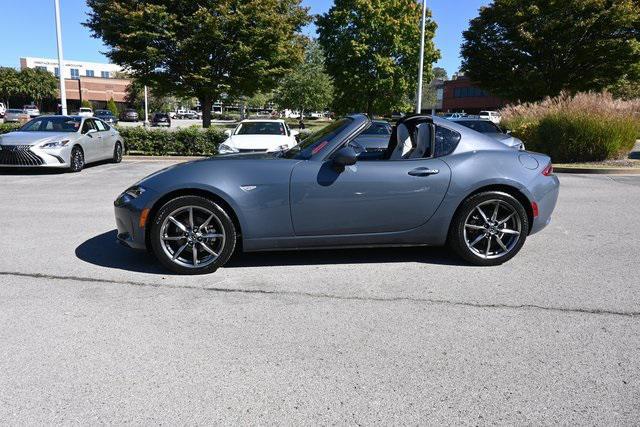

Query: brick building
left=442, top=76, right=507, bottom=114
left=20, top=56, right=131, bottom=111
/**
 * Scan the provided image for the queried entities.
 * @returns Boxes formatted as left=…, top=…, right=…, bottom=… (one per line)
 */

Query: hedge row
left=116, top=126, right=227, bottom=156
left=0, top=122, right=21, bottom=134
left=501, top=92, right=640, bottom=163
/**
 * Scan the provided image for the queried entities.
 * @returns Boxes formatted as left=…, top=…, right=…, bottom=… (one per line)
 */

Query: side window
left=434, top=126, right=461, bottom=157
left=94, top=119, right=107, bottom=131
left=81, top=119, right=96, bottom=134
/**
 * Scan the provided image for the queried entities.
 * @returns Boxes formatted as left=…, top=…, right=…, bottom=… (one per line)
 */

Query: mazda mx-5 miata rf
left=114, top=114, right=559, bottom=274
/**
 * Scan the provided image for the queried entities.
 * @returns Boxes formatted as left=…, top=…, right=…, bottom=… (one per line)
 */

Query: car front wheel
left=449, top=191, right=529, bottom=266
left=69, top=146, right=85, bottom=172
left=150, top=196, right=237, bottom=274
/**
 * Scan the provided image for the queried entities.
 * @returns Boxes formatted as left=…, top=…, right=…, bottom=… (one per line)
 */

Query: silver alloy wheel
left=71, top=148, right=84, bottom=171
left=463, top=199, right=522, bottom=260
left=159, top=205, right=226, bottom=269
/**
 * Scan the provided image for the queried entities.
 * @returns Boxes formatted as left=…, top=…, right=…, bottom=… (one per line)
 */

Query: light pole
left=144, top=85, right=149, bottom=126
left=54, top=0, right=67, bottom=115
left=415, top=0, right=427, bottom=114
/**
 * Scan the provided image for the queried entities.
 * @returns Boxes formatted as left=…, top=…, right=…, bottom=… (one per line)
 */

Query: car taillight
left=542, top=163, right=553, bottom=176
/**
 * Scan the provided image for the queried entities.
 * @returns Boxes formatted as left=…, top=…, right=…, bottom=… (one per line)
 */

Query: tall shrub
left=501, top=92, right=640, bottom=162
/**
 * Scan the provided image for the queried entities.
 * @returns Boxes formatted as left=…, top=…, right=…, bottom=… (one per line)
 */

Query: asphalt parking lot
left=1, top=160, right=639, bottom=424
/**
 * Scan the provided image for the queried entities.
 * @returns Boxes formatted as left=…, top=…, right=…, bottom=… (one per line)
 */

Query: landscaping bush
left=501, top=92, right=640, bottom=162
left=116, top=125, right=227, bottom=156
left=0, top=122, right=21, bottom=134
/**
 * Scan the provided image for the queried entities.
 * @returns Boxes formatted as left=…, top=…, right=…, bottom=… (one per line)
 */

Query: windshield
left=456, top=120, right=501, bottom=134
left=362, top=121, right=391, bottom=135
left=19, top=116, right=81, bottom=132
left=95, top=110, right=112, bottom=115
left=235, top=122, right=286, bottom=135
left=80, top=108, right=92, bottom=112
left=7, top=109, right=24, bottom=113
left=283, top=118, right=354, bottom=160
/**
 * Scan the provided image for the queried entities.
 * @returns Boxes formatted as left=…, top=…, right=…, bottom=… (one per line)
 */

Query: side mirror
left=86, top=128, right=97, bottom=136
left=505, top=129, right=512, bottom=135
left=333, top=146, right=357, bottom=170
left=224, top=129, right=232, bottom=137
left=290, top=129, right=299, bottom=137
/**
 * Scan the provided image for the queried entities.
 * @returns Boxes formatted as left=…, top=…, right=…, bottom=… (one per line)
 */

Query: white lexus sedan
left=218, top=119, right=299, bottom=154
left=0, top=115, right=124, bottom=172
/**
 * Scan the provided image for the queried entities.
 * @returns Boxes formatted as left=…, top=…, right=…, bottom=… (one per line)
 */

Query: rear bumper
left=529, top=174, right=560, bottom=234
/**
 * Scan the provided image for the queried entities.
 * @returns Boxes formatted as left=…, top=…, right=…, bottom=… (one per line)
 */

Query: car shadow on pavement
left=76, top=230, right=468, bottom=275
left=75, top=230, right=169, bottom=274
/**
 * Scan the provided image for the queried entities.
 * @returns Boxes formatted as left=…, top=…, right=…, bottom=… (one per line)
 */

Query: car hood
left=0, top=131, right=78, bottom=146
left=133, top=152, right=294, bottom=193
left=225, top=134, right=291, bottom=150
left=485, top=133, right=523, bottom=148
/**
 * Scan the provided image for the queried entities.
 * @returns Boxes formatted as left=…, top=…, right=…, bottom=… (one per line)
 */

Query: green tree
left=461, top=0, right=640, bottom=102
left=106, top=97, right=118, bottom=116
left=18, top=68, right=58, bottom=108
left=317, top=0, right=439, bottom=116
left=0, top=67, right=20, bottom=107
left=81, top=99, right=92, bottom=108
left=85, top=0, right=310, bottom=127
left=276, top=40, right=334, bottom=118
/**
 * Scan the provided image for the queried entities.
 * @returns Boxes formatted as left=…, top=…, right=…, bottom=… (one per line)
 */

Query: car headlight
left=40, top=140, right=70, bottom=149
left=124, top=185, right=146, bottom=198
left=218, top=143, right=238, bottom=154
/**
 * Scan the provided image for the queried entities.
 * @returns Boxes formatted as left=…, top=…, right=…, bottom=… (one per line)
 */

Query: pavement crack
left=1, top=270, right=638, bottom=318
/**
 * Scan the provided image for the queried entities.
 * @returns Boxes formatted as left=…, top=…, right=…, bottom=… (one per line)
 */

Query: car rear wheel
left=112, top=142, right=123, bottom=163
left=449, top=191, right=529, bottom=266
left=150, top=196, right=236, bottom=274
left=69, top=146, right=84, bottom=173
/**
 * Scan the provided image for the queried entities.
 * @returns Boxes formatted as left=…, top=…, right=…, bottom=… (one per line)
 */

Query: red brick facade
left=442, top=77, right=507, bottom=113
left=60, top=76, right=131, bottom=103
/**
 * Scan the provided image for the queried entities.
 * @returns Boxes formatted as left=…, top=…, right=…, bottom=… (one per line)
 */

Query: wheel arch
left=448, top=184, right=534, bottom=238
left=144, top=188, right=243, bottom=251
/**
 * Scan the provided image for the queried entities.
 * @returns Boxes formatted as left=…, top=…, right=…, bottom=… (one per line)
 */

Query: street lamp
left=415, top=0, right=427, bottom=114
left=54, top=0, right=67, bottom=115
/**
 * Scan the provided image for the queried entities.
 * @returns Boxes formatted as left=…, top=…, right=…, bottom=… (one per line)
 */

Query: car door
left=289, top=124, right=452, bottom=236
left=93, top=119, right=113, bottom=159
left=79, top=118, right=99, bottom=161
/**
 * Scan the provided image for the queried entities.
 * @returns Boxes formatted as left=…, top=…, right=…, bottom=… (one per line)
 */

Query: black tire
left=150, top=196, right=237, bottom=275
left=112, top=141, right=123, bottom=163
left=448, top=191, right=529, bottom=266
left=69, top=146, right=85, bottom=173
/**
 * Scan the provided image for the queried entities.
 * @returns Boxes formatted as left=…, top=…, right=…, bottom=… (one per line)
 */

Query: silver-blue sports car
left=114, top=114, right=559, bottom=274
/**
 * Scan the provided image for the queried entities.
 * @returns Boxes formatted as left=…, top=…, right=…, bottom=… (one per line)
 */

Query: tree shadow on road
left=76, top=230, right=469, bottom=274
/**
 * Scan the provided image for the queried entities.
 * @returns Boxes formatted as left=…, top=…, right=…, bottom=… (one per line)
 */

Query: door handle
left=408, top=168, right=439, bottom=177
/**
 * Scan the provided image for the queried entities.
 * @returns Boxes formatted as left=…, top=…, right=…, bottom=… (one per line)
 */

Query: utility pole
left=144, top=85, right=149, bottom=126
left=54, top=0, right=67, bottom=115
left=415, top=0, right=427, bottom=114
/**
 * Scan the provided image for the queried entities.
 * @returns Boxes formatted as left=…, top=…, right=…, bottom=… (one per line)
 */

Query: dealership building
left=20, top=57, right=131, bottom=110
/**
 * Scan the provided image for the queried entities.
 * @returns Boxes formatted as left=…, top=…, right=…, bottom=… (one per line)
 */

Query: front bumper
left=0, top=145, right=70, bottom=168
left=114, top=187, right=158, bottom=250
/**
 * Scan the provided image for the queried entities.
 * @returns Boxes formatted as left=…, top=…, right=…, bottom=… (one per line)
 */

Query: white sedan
left=0, top=115, right=124, bottom=172
left=218, top=119, right=298, bottom=154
